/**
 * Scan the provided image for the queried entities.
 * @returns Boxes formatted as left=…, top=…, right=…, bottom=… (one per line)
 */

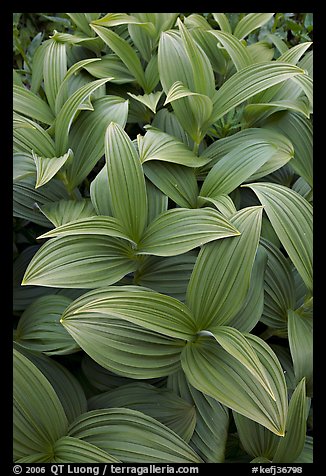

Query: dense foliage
left=13, top=13, right=313, bottom=463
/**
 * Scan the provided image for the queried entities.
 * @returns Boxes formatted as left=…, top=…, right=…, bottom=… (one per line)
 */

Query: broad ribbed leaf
left=265, top=111, right=313, bottom=187
left=139, top=127, right=209, bottom=167
left=260, top=238, right=296, bottom=330
left=61, top=286, right=197, bottom=340
left=15, top=295, right=79, bottom=355
left=211, top=62, right=305, bottom=123
left=14, top=176, right=69, bottom=228
left=13, top=348, right=68, bottom=460
left=208, top=30, right=252, bottom=71
left=168, top=369, right=229, bottom=463
left=22, top=235, right=136, bottom=288
left=295, top=436, right=313, bottom=463
left=247, top=41, right=275, bottom=64
left=40, top=199, right=96, bottom=227
left=144, top=161, right=198, bottom=208
left=198, top=194, right=237, bottom=217
left=90, top=165, right=113, bottom=216
left=245, top=183, right=313, bottom=291
left=128, top=91, right=162, bottom=113
left=177, top=18, right=215, bottom=97
left=55, top=78, right=111, bottom=156
left=68, top=408, right=202, bottom=463
left=227, top=245, right=267, bottom=332
left=233, top=13, right=275, bottom=39
left=49, top=31, right=103, bottom=54
left=30, top=41, right=48, bottom=93
left=13, top=85, right=55, bottom=125
left=91, top=13, right=156, bottom=35
left=151, top=108, right=193, bottom=149
left=288, top=310, right=313, bottom=396
left=66, top=13, right=94, bottom=36
left=163, top=81, right=213, bottom=144
left=186, top=206, right=262, bottom=329
left=137, top=207, right=240, bottom=257
left=32, top=149, right=73, bottom=188
left=200, top=142, right=278, bottom=199
left=16, top=346, right=87, bottom=425
left=88, top=382, right=196, bottom=442
left=233, top=411, right=279, bottom=460
left=273, top=378, right=307, bottom=463
left=63, top=309, right=185, bottom=379
left=13, top=113, right=55, bottom=158
left=13, top=152, right=35, bottom=182
left=105, top=122, right=148, bottom=242
left=145, top=178, right=168, bottom=224
left=83, top=54, right=134, bottom=83
left=200, top=127, right=294, bottom=181
left=52, top=436, right=120, bottom=463
left=90, top=24, right=149, bottom=92
left=38, top=216, right=135, bottom=246
left=181, top=335, right=287, bottom=435
left=212, top=13, right=232, bottom=33
left=66, top=96, right=128, bottom=190
left=244, top=98, right=311, bottom=127
left=134, top=252, right=197, bottom=302
left=43, top=39, right=67, bottom=113
left=207, top=326, right=275, bottom=399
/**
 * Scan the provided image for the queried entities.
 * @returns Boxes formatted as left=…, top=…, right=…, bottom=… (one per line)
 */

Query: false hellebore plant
left=13, top=13, right=313, bottom=463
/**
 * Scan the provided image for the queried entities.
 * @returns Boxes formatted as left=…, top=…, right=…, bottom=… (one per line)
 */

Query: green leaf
left=260, top=238, right=296, bottom=331
left=63, top=309, right=185, bottom=379
left=68, top=408, right=202, bottom=463
left=181, top=335, right=287, bottom=436
left=16, top=346, right=87, bottom=425
left=177, top=18, right=215, bottom=97
left=273, top=379, right=308, bottom=463
left=200, top=141, right=278, bottom=199
left=139, top=127, right=209, bottom=167
left=212, top=13, right=232, bottom=33
left=233, top=411, right=279, bottom=460
left=13, top=348, right=68, bottom=460
left=247, top=41, right=274, bottom=64
left=52, top=436, right=120, bottom=463
left=32, top=148, right=73, bottom=188
left=200, top=127, right=294, bottom=182
left=186, top=206, right=262, bottom=329
left=38, top=216, right=136, bottom=246
left=88, top=382, right=196, bottom=442
left=134, top=252, right=197, bottom=302
left=244, top=183, right=313, bottom=292
left=226, top=245, right=267, bottom=332
left=145, top=178, right=168, bottom=224
left=14, top=295, right=79, bottom=355
left=13, top=113, right=56, bottom=158
left=13, top=176, right=69, bottom=228
left=208, top=30, right=253, bottom=71
left=66, top=13, right=94, bottom=36
left=55, top=78, right=112, bottom=156
left=163, top=81, right=213, bottom=144
left=13, top=152, right=35, bottom=182
left=66, top=96, right=128, bottom=190
left=295, top=436, right=313, bottom=463
left=144, top=161, right=198, bottom=208
left=198, top=194, right=237, bottom=217
left=50, top=31, right=103, bottom=54
left=13, top=85, right=55, bottom=125
left=61, top=286, right=197, bottom=340
left=90, top=24, right=149, bottom=92
left=211, top=62, right=305, bottom=123
left=244, top=98, right=311, bottom=127
left=206, top=326, right=275, bottom=399
left=91, top=13, right=156, bottom=35
left=168, top=369, right=229, bottom=463
left=128, top=91, right=162, bottom=113
left=288, top=310, right=313, bottom=396
left=43, top=39, right=67, bottom=113
left=39, top=198, right=96, bottom=227
left=151, top=108, right=193, bottom=149
left=265, top=111, right=313, bottom=187
left=90, top=165, right=113, bottom=216
left=22, top=235, right=136, bottom=288
left=83, top=54, right=134, bottom=83
left=105, top=122, right=148, bottom=242
left=137, top=207, right=240, bottom=257
left=233, top=13, right=275, bottom=39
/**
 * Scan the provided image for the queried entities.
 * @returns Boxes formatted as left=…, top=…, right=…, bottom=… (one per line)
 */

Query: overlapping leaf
left=186, top=206, right=263, bottom=329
